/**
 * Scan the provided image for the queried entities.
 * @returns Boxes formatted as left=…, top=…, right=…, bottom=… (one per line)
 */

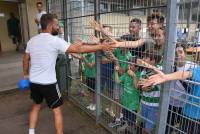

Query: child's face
left=143, top=57, right=156, bottom=65
left=129, top=22, right=141, bottom=36
left=148, top=19, right=162, bottom=35
left=155, top=29, right=165, bottom=47
left=176, top=47, right=186, bottom=66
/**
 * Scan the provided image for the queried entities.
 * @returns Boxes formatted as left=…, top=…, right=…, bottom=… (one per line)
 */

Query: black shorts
left=30, top=83, right=63, bottom=109
left=86, top=77, right=95, bottom=92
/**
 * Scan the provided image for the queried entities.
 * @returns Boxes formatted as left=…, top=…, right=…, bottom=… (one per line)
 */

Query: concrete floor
left=0, top=51, right=23, bottom=91
left=0, top=90, right=109, bottom=134
left=0, top=52, right=109, bottom=134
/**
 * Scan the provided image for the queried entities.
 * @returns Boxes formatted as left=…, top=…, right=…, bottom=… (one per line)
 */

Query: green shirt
left=83, top=53, right=96, bottom=78
left=114, top=48, right=132, bottom=71
left=112, top=48, right=132, bottom=79
left=120, top=71, right=140, bottom=111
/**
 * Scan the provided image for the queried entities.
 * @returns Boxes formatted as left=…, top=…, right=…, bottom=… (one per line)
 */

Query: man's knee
left=52, top=106, right=62, bottom=115
left=32, top=104, right=41, bottom=111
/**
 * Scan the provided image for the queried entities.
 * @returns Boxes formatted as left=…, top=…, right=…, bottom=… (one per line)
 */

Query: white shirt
left=36, top=10, right=46, bottom=29
left=26, top=33, right=70, bottom=84
left=169, top=61, right=198, bottom=107
left=176, top=61, right=198, bottom=71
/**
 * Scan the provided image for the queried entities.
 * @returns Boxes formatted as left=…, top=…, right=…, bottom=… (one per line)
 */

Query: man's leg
left=29, top=103, right=41, bottom=134
left=52, top=106, right=63, bottom=134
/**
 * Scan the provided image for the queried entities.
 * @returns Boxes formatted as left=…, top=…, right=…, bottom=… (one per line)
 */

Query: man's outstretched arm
left=66, top=41, right=115, bottom=53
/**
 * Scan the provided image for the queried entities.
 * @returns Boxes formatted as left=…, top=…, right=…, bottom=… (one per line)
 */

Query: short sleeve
left=55, top=37, right=70, bottom=53
left=25, top=42, right=30, bottom=53
left=192, top=67, right=200, bottom=82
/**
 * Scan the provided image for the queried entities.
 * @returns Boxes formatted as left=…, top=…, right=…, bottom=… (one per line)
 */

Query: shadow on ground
left=0, top=90, right=109, bottom=134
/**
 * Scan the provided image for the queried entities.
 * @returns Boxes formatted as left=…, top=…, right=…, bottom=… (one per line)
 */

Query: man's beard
left=51, top=29, right=59, bottom=36
left=52, top=31, right=59, bottom=36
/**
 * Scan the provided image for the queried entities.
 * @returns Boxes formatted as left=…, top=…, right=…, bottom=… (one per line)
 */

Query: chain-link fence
left=48, top=0, right=200, bottom=134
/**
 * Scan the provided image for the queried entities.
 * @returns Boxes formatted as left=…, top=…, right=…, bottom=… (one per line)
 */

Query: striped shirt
left=140, top=65, right=162, bottom=107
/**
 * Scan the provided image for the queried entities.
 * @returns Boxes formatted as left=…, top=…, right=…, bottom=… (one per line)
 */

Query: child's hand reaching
left=80, top=55, right=85, bottom=60
left=127, top=69, right=135, bottom=77
left=89, top=20, right=103, bottom=32
left=115, top=65, right=120, bottom=72
left=89, top=20, right=118, bottom=44
left=88, top=35, right=99, bottom=44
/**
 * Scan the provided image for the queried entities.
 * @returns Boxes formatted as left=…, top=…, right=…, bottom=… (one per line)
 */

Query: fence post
left=62, top=0, right=71, bottom=96
left=156, top=0, right=178, bottom=134
left=94, top=0, right=101, bottom=123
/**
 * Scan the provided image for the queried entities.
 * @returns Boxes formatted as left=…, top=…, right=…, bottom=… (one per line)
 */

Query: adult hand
left=100, top=41, right=116, bottom=51
left=138, top=73, right=167, bottom=88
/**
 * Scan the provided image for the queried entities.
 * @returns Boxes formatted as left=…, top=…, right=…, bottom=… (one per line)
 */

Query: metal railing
left=48, top=0, right=200, bottom=134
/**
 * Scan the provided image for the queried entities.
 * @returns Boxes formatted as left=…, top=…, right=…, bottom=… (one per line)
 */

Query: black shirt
left=120, top=34, right=146, bottom=58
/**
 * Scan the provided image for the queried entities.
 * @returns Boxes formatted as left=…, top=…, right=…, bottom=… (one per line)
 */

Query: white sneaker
left=87, top=104, right=96, bottom=111
left=90, top=104, right=96, bottom=111
left=120, top=113, right=123, bottom=118
left=86, top=104, right=93, bottom=110
left=105, top=108, right=115, bottom=117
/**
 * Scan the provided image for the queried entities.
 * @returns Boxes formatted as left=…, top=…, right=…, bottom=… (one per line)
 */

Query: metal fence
left=48, top=0, right=200, bottom=134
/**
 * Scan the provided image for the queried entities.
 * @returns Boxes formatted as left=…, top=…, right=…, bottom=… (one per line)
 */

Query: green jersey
left=114, top=48, right=132, bottom=71
left=83, top=53, right=96, bottom=78
left=112, top=48, right=132, bottom=79
left=120, top=71, right=141, bottom=110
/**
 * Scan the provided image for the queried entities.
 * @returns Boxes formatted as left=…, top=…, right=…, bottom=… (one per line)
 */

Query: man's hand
left=100, top=41, right=116, bottom=51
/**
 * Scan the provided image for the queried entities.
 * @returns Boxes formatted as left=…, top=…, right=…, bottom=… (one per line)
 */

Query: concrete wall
left=0, top=1, right=18, bottom=52
left=0, top=0, right=46, bottom=52
left=26, top=0, right=46, bottom=38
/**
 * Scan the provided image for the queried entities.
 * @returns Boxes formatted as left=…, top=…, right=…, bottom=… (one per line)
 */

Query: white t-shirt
left=169, top=61, right=198, bottom=107
left=36, top=10, right=46, bottom=29
left=176, top=61, right=198, bottom=71
left=26, top=33, right=70, bottom=84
